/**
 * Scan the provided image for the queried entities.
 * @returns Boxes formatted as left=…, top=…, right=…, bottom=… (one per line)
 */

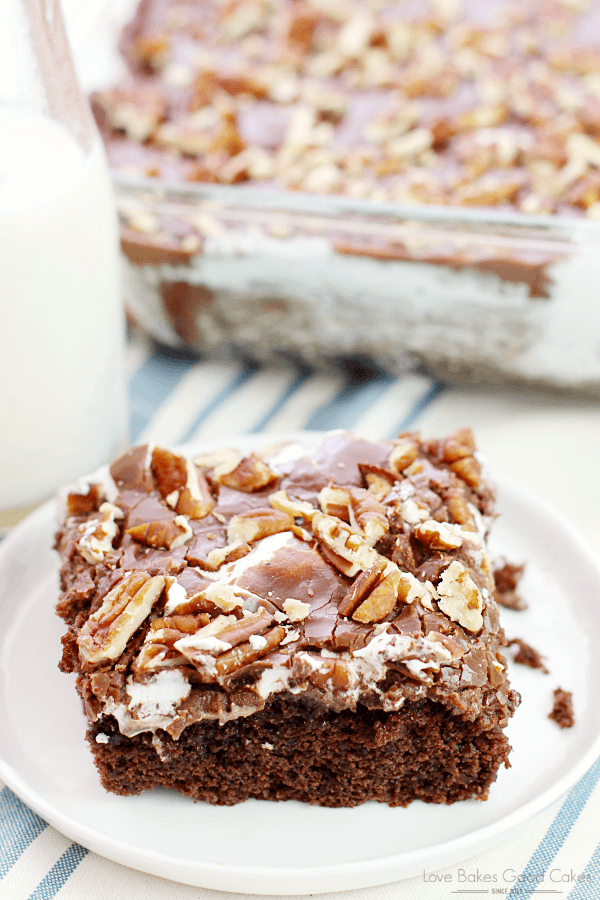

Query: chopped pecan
left=77, top=573, right=165, bottom=668
left=219, top=454, right=278, bottom=492
left=176, top=460, right=215, bottom=519
left=414, top=519, right=463, bottom=550
left=318, top=485, right=351, bottom=520
left=214, top=626, right=286, bottom=679
left=135, top=613, right=210, bottom=672
left=282, top=598, right=311, bottom=621
left=66, top=484, right=103, bottom=516
left=359, top=463, right=397, bottom=500
left=308, top=657, right=354, bottom=692
left=349, top=487, right=389, bottom=546
left=352, top=570, right=400, bottom=623
left=176, top=619, right=285, bottom=681
left=450, top=456, right=481, bottom=489
left=446, top=493, right=476, bottom=529
left=131, top=33, right=170, bottom=71
left=197, top=540, right=251, bottom=571
left=202, top=582, right=246, bottom=612
left=151, top=447, right=187, bottom=498
left=388, top=440, right=418, bottom=474
left=268, top=490, right=316, bottom=540
left=312, top=511, right=379, bottom=577
left=441, top=438, right=473, bottom=463
left=227, top=508, right=293, bottom=544
left=126, top=515, right=193, bottom=550
left=77, top=502, right=123, bottom=564
left=209, top=608, right=274, bottom=648
left=338, top=558, right=388, bottom=617
left=194, top=447, right=240, bottom=477
left=437, top=560, right=483, bottom=632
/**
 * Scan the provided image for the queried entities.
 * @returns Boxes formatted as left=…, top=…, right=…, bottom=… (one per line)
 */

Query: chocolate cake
left=95, top=0, right=600, bottom=218
left=55, top=429, right=520, bottom=806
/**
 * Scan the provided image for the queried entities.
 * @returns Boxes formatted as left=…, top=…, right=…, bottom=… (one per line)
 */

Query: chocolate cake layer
left=55, top=429, right=520, bottom=805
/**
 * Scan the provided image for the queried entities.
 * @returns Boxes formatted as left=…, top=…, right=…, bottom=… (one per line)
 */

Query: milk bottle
left=0, top=0, right=128, bottom=529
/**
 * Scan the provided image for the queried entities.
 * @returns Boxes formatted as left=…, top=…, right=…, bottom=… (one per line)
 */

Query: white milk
left=0, top=114, right=127, bottom=517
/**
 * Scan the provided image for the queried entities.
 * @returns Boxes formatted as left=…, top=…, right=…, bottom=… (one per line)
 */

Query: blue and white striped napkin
left=2, top=330, right=600, bottom=900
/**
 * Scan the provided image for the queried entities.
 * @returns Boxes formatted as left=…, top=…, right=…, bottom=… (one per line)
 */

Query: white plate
left=1, top=431, right=600, bottom=895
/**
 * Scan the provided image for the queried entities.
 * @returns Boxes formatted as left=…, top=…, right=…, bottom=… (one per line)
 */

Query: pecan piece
left=269, top=491, right=317, bottom=539
left=338, top=558, right=388, bottom=617
left=353, top=570, right=400, bottom=623
left=77, top=502, right=124, bottom=564
left=151, top=447, right=187, bottom=498
left=312, top=511, right=379, bottom=577
left=446, top=493, right=476, bottom=530
left=318, top=485, right=351, bottom=520
left=441, top=438, right=473, bottom=464
left=214, top=626, right=285, bottom=679
left=389, top=440, right=418, bottom=474
left=210, top=608, right=274, bottom=649
left=126, top=515, right=193, bottom=550
left=77, top=573, right=165, bottom=668
left=282, top=598, right=310, bottom=621
left=135, top=613, right=210, bottom=672
left=227, top=508, right=293, bottom=544
left=66, top=484, right=103, bottom=516
left=219, top=454, right=278, bottom=492
left=451, top=456, right=481, bottom=489
left=359, top=464, right=396, bottom=500
left=437, top=561, right=483, bottom=633
left=308, top=658, right=354, bottom=692
left=131, top=33, right=170, bottom=71
left=196, top=540, right=251, bottom=571
left=349, top=487, right=389, bottom=546
left=176, top=460, right=214, bottom=519
left=414, top=519, right=463, bottom=550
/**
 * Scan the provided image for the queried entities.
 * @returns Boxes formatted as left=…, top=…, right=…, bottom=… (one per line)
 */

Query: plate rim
left=2, top=430, right=600, bottom=894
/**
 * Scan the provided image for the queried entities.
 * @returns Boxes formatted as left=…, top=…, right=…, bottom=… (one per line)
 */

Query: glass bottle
left=0, top=0, right=128, bottom=530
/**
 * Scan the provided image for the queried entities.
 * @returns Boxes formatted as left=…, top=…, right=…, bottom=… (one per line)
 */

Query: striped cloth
left=2, top=330, right=600, bottom=900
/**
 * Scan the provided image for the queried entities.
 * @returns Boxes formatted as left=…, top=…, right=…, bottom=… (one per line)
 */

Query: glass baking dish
left=70, top=0, right=600, bottom=395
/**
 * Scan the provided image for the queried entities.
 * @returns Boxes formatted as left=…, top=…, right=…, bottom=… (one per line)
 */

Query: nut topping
left=450, top=456, right=482, bottom=489
left=348, top=487, right=389, bottom=546
left=197, top=540, right=251, bottom=571
left=78, top=573, right=165, bottom=668
left=282, top=598, right=311, bottom=621
left=338, top=558, right=388, bottom=617
left=126, top=515, right=193, bottom=550
left=352, top=570, right=401, bottom=623
left=77, top=502, right=124, bottom=564
left=414, top=519, right=463, bottom=550
left=151, top=447, right=187, bottom=497
left=312, top=511, right=379, bottom=577
left=176, top=460, right=214, bottom=519
left=218, top=455, right=278, bottom=492
left=318, top=485, right=351, bottom=520
left=437, top=560, right=484, bottom=633
left=227, top=508, right=293, bottom=544
left=389, top=440, right=418, bottom=474
left=135, top=612, right=210, bottom=672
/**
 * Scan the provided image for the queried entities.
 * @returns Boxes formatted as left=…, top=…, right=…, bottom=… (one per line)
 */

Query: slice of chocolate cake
left=55, top=429, right=520, bottom=807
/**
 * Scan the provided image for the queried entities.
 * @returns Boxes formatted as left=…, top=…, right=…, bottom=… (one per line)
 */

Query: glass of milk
left=0, top=0, right=128, bottom=530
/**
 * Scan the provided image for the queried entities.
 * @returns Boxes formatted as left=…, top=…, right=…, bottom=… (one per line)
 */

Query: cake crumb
left=493, top=561, right=527, bottom=610
left=508, top=637, right=548, bottom=673
left=262, top=742, right=274, bottom=750
left=549, top=688, right=575, bottom=729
